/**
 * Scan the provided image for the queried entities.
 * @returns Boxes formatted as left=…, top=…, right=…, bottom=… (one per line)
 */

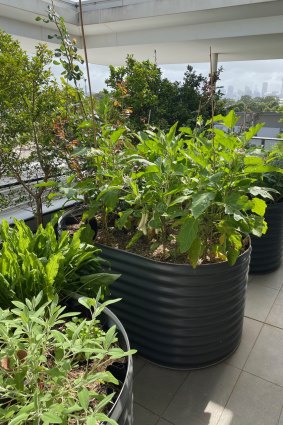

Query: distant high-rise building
left=262, top=82, right=268, bottom=97
left=245, top=85, right=252, bottom=96
left=227, top=85, right=234, bottom=98
left=280, top=79, right=283, bottom=98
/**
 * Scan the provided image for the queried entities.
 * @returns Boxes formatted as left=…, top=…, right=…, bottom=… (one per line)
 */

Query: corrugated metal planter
left=68, top=297, right=134, bottom=425
left=250, top=201, right=283, bottom=274
left=104, top=306, right=133, bottom=425
left=97, top=243, right=251, bottom=370
left=57, top=206, right=97, bottom=238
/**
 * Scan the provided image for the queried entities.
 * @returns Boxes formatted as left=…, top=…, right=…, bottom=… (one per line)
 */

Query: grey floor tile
left=134, top=362, right=188, bottom=416
left=279, top=408, right=283, bottom=425
left=226, top=317, right=262, bottom=369
left=249, top=266, right=283, bottom=290
left=266, top=291, right=283, bottom=329
left=244, top=324, right=283, bottom=386
left=245, top=282, right=278, bottom=321
left=217, top=372, right=283, bottom=425
left=163, top=363, right=240, bottom=425
left=156, top=420, right=174, bottom=425
left=134, top=403, right=159, bottom=425
left=133, top=355, right=146, bottom=377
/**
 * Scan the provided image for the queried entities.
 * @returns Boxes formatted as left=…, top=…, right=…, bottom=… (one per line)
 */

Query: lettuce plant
left=0, top=219, right=119, bottom=308
left=0, top=292, right=135, bottom=424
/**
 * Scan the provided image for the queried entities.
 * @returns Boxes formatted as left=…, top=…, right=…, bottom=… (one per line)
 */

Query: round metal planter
left=103, top=306, right=133, bottom=425
left=98, top=244, right=251, bottom=370
left=57, top=205, right=98, bottom=238
left=250, top=201, right=283, bottom=274
left=68, top=297, right=134, bottom=425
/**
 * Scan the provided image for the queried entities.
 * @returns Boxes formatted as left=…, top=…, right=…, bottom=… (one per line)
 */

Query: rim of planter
left=69, top=293, right=133, bottom=423
left=103, top=305, right=133, bottom=422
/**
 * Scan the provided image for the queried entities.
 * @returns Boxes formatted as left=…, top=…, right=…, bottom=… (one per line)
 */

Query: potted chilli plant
left=249, top=142, right=283, bottom=273
left=81, top=110, right=282, bottom=369
left=0, top=293, right=135, bottom=425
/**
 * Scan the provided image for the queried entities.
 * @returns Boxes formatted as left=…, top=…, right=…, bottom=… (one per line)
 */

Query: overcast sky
left=85, top=59, right=283, bottom=96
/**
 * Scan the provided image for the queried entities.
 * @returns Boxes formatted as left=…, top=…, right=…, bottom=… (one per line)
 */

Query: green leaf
left=34, top=181, right=57, bottom=188
left=191, top=192, right=215, bottom=218
left=177, top=217, right=198, bottom=253
left=41, top=411, right=62, bottom=424
left=245, top=165, right=283, bottom=174
left=188, top=237, right=202, bottom=268
left=251, top=198, right=267, bottom=217
left=251, top=216, right=267, bottom=237
left=78, top=388, right=90, bottom=410
left=221, top=110, right=239, bottom=129
left=8, top=413, right=30, bottom=425
left=249, top=186, right=274, bottom=201
left=92, top=413, right=118, bottom=425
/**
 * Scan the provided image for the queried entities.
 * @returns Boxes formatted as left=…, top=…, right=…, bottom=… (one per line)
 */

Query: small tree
left=105, top=57, right=225, bottom=131
left=0, top=31, right=74, bottom=226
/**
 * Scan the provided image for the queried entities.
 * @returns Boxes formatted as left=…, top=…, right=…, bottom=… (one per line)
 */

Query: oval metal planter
left=98, top=243, right=251, bottom=370
left=250, top=201, right=283, bottom=274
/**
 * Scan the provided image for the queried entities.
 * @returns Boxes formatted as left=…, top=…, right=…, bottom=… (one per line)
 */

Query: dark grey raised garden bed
left=98, top=244, right=251, bottom=370
left=250, top=201, right=283, bottom=274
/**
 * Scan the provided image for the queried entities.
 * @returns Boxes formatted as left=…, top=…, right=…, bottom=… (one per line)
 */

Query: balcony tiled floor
left=133, top=264, right=283, bottom=425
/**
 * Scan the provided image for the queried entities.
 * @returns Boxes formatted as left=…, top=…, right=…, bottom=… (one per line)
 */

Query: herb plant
left=0, top=219, right=119, bottom=308
left=0, top=292, right=135, bottom=424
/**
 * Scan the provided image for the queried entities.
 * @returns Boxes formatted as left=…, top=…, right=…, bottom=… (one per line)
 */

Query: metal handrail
left=251, top=136, right=283, bottom=148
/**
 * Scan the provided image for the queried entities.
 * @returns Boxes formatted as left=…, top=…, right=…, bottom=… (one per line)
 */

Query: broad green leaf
left=244, top=156, right=264, bottom=166
left=227, top=233, right=242, bottom=266
left=251, top=216, right=268, bottom=237
left=8, top=414, right=30, bottom=425
left=41, top=411, right=62, bottom=424
left=78, top=388, right=90, bottom=410
left=177, top=217, right=198, bottom=253
left=249, top=186, right=274, bottom=201
left=245, top=165, right=283, bottom=174
left=221, top=110, right=239, bottom=129
left=191, top=192, right=215, bottom=218
left=251, top=197, right=267, bottom=217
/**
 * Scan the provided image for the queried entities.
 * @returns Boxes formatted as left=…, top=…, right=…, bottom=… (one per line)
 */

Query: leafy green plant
left=258, top=142, right=283, bottom=201
left=0, top=30, right=78, bottom=226
left=0, top=219, right=119, bottom=308
left=0, top=292, right=135, bottom=424
left=92, top=111, right=283, bottom=267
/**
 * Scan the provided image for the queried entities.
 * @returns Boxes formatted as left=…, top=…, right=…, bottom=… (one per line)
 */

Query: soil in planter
left=95, top=216, right=250, bottom=265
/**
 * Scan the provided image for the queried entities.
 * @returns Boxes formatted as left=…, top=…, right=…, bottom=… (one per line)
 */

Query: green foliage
left=0, top=30, right=75, bottom=225
left=0, top=293, right=135, bottom=424
left=0, top=219, right=119, bottom=308
left=226, top=95, right=280, bottom=113
left=105, top=56, right=225, bottom=131
left=256, top=142, right=283, bottom=201
left=83, top=110, right=283, bottom=267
